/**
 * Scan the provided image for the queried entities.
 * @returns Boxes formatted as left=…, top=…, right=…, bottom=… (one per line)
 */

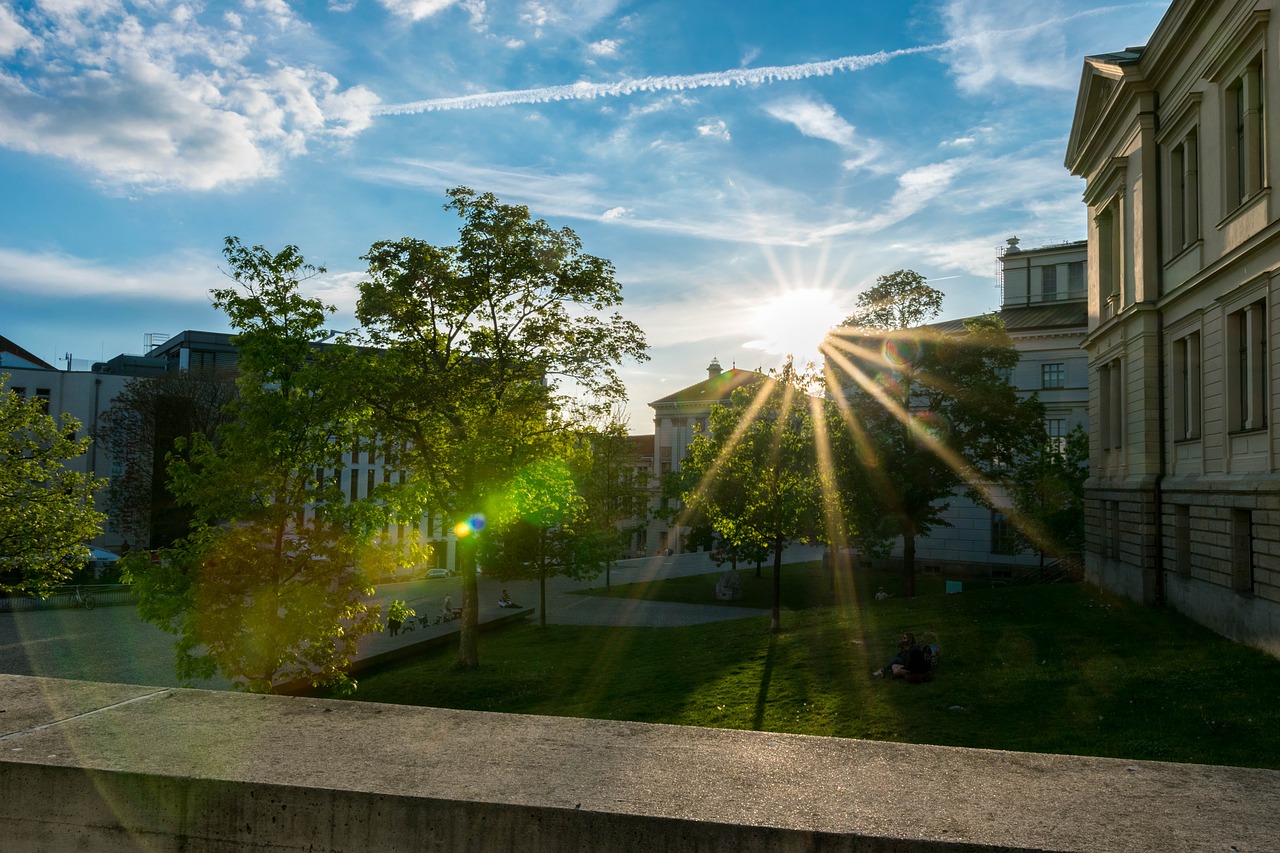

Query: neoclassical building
left=1065, top=0, right=1280, bottom=653
left=875, top=239, right=1090, bottom=576
left=643, top=359, right=765, bottom=555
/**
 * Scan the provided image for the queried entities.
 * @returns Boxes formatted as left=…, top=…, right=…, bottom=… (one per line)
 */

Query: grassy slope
left=323, top=564, right=1280, bottom=769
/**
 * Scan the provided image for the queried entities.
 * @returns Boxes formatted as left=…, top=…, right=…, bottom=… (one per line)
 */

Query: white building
left=1065, top=0, right=1280, bottom=654
left=876, top=239, right=1090, bottom=577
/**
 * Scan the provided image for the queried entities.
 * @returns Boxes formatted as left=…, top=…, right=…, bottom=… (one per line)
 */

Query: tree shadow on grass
left=752, top=635, right=777, bottom=731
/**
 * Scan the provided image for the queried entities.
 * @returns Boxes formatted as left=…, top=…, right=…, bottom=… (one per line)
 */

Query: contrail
left=373, top=3, right=1162, bottom=116
left=373, top=44, right=949, bottom=115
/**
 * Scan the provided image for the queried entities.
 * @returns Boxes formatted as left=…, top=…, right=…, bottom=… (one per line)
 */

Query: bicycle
left=72, top=586, right=96, bottom=610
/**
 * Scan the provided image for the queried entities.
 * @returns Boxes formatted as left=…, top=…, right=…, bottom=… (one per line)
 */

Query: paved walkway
left=0, top=546, right=824, bottom=691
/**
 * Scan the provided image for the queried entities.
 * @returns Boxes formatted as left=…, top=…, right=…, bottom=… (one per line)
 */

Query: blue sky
left=1, top=0, right=1169, bottom=431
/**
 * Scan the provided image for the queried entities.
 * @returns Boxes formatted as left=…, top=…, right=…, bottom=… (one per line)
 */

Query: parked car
left=425, top=568, right=450, bottom=579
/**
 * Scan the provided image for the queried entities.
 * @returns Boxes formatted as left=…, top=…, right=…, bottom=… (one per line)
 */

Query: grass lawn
left=320, top=562, right=1280, bottom=769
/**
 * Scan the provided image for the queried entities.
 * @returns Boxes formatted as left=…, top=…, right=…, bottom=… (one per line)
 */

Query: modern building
left=642, top=359, right=765, bottom=555
left=871, top=239, right=1090, bottom=576
left=4, top=331, right=449, bottom=571
left=1065, top=0, right=1280, bottom=654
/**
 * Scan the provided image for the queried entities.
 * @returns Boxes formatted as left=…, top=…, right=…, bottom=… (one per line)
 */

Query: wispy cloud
left=762, top=96, right=881, bottom=170
left=378, top=0, right=462, bottom=21
left=375, top=5, right=1163, bottom=116
left=374, top=44, right=939, bottom=114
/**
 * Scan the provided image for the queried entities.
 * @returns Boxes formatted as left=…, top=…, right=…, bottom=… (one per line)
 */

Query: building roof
left=0, top=335, right=57, bottom=370
left=649, top=368, right=764, bottom=407
left=928, top=302, right=1087, bottom=336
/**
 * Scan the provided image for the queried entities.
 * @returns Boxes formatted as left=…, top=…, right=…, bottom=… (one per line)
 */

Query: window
left=1172, top=332, right=1201, bottom=440
left=9, top=386, right=25, bottom=397
left=1226, top=58, right=1264, bottom=206
left=1174, top=505, right=1191, bottom=576
left=1041, top=363, right=1065, bottom=389
left=1169, top=129, right=1200, bottom=251
left=349, top=470, right=358, bottom=503
left=1046, top=418, right=1068, bottom=458
left=366, top=469, right=375, bottom=498
left=1100, top=360, right=1123, bottom=450
left=1227, top=301, right=1266, bottom=431
left=1231, top=508, right=1255, bottom=593
left=990, top=511, right=1018, bottom=555
left=35, top=389, right=50, bottom=413
left=1042, top=265, right=1058, bottom=301
left=1067, top=261, right=1084, bottom=297
left=994, top=366, right=1013, bottom=384
left=1095, top=203, right=1121, bottom=313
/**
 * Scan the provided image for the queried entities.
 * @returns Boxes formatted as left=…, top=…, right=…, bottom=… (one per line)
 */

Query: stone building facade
left=1065, top=0, right=1280, bottom=653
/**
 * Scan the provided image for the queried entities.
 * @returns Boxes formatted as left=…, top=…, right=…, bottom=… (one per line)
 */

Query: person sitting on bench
left=498, top=589, right=520, bottom=608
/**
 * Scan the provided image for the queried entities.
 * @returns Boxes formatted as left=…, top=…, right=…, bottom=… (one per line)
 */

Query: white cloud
left=695, top=119, right=730, bottom=141
left=602, top=206, right=629, bottom=219
left=0, top=3, right=379, bottom=190
left=0, top=4, right=37, bottom=57
left=378, top=0, right=461, bottom=21
left=763, top=96, right=881, bottom=170
left=815, top=160, right=963, bottom=239
left=588, top=38, right=620, bottom=57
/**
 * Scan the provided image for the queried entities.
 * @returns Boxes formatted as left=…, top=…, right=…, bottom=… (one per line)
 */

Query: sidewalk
left=355, top=545, right=824, bottom=657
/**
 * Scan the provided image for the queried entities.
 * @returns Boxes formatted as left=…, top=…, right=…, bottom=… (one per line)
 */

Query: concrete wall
left=2, top=673, right=1278, bottom=852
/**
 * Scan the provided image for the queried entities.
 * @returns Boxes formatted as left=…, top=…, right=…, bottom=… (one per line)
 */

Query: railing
left=0, top=584, right=137, bottom=613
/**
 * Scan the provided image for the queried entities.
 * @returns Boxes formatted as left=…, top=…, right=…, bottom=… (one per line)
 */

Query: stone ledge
left=1, top=673, right=1277, bottom=852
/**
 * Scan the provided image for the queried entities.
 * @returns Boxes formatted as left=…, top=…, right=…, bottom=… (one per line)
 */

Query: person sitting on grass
left=873, top=632, right=931, bottom=680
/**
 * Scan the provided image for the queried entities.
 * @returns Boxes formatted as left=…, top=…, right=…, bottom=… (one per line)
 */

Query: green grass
left=319, top=563, right=1280, bottom=769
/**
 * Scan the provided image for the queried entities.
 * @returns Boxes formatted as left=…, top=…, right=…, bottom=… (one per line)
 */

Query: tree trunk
left=770, top=534, right=783, bottom=633
left=903, top=528, right=917, bottom=598
left=457, top=537, right=479, bottom=669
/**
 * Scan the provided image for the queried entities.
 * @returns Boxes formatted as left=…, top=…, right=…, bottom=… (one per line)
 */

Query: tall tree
left=96, top=370, right=238, bottom=549
left=0, top=376, right=106, bottom=594
left=126, top=238, right=388, bottom=693
left=354, top=187, right=648, bottom=668
left=576, top=420, right=651, bottom=588
left=1008, top=423, right=1089, bottom=571
left=680, top=360, right=822, bottom=632
left=826, top=270, right=1043, bottom=596
left=479, top=456, right=587, bottom=626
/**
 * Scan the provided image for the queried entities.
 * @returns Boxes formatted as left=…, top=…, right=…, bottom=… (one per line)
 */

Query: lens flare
left=882, top=338, right=920, bottom=367
left=453, top=513, right=486, bottom=538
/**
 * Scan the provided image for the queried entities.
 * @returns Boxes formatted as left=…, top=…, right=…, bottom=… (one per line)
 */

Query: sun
left=749, top=288, right=845, bottom=367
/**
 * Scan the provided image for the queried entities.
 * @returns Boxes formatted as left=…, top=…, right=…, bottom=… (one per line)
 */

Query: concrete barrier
left=1, top=673, right=1276, bottom=852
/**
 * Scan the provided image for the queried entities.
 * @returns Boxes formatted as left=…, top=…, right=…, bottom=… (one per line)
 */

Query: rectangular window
left=1231, top=508, right=1255, bottom=593
left=1099, top=360, right=1123, bottom=451
left=1169, top=130, right=1200, bottom=251
left=1227, top=58, right=1264, bottom=205
left=1046, top=418, right=1068, bottom=458
left=1174, top=505, right=1191, bottom=576
left=35, top=389, right=50, bottom=413
left=991, top=511, right=1018, bottom=555
left=1096, top=204, right=1121, bottom=311
left=349, top=470, right=359, bottom=503
left=1172, top=332, right=1201, bottom=440
left=1042, top=265, right=1058, bottom=301
left=994, top=366, right=1013, bottom=384
left=1109, top=500, right=1122, bottom=559
left=10, top=386, right=25, bottom=397
left=366, top=469, right=375, bottom=498
left=1068, top=261, right=1085, bottom=297
left=1041, top=363, right=1065, bottom=389
left=1227, top=301, right=1267, bottom=431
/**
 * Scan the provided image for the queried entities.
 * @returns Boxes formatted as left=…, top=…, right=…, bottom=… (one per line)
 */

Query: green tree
left=576, top=419, right=651, bottom=588
left=680, top=360, right=822, bottom=632
left=1008, top=424, right=1088, bottom=571
left=827, top=270, right=1043, bottom=596
left=126, top=238, right=391, bottom=693
left=0, top=376, right=106, bottom=594
left=96, top=370, right=238, bottom=549
left=354, top=187, right=648, bottom=668
left=480, top=457, right=588, bottom=626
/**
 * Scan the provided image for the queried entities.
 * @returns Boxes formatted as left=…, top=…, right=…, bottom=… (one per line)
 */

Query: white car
left=425, top=568, right=451, bottom=579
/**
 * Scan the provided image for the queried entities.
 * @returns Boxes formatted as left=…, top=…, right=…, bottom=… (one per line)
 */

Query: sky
left=0, top=0, right=1171, bottom=432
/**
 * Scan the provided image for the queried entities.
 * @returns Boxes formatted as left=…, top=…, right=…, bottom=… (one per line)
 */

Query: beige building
left=643, top=359, right=764, bottom=555
left=885, top=239, right=1090, bottom=576
left=1065, top=0, right=1280, bottom=653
